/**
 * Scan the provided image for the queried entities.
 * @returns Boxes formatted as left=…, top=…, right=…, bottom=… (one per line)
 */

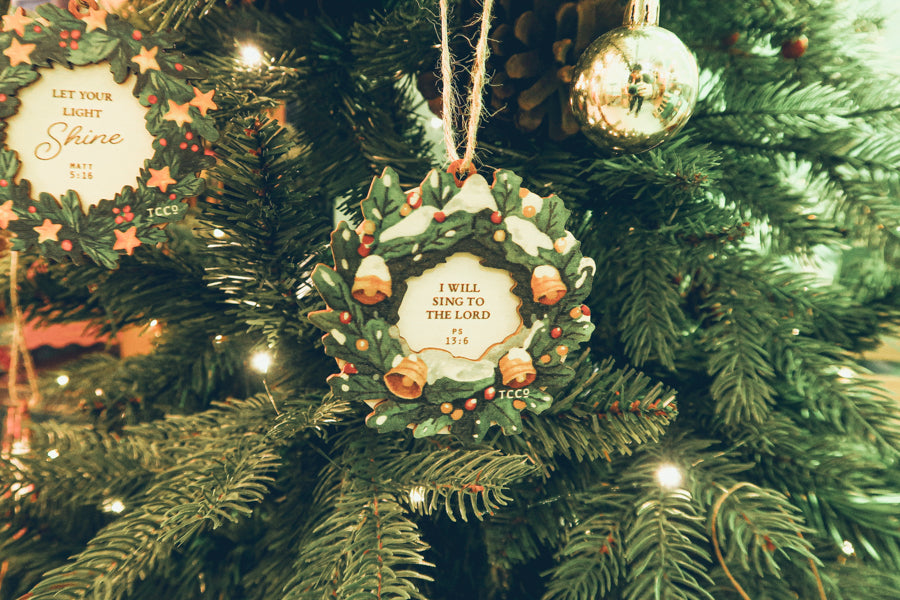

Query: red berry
left=59, top=41, right=67, bottom=48
left=132, top=30, right=142, bottom=41
left=191, top=144, right=199, bottom=152
left=0, top=94, right=6, bottom=102
left=148, top=95, right=158, bottom=104
left=581, top=305, right=591, bottom=316
left=33, top=26, right=41, bottom=33
left=179, top=142, right=188, bottom=150
left=112, top=207, right=120, bottom=214
left=361, top=234, right=375, bottom=245
left=490, top=211, right=502, bottom=224
left=60, top=30, right=69, bottom=39
left=0, top=179, right=8, bottom=187
left=70, top=41, right=78, bottom=50
left=434, top=211, right=446, bottom=223
left=550, top=327, right=562, bottom=339
left=169, top=193, right=177, bottom=200
left=125, top=213, right=134, bottom=222
left=406, top=191, right=421, bottom=208
left=159, top=138, right=166, bottom=146
left=464, top=397, right=477, bottom=411
left=175, top=63, right=184, bottom=71
left=185, top=132, right=194, bottom=140
left=71, top=30, right=81, bottom=40
left=61, top=240, right=73, bottom=251
left=115, top=216, right=124, bottom=224
left=483, top=386, right=496, bottom=401
left=339, top=311, right=352, bottom=324
left=124, top=205, right=131, bottom=212
left=27, top=206, right=36, bottom=213
left=781, top=34, right=808, bottom=59
left=358, top=244, right=371, bottom=257
left=342, top=363, right=358, bottom=374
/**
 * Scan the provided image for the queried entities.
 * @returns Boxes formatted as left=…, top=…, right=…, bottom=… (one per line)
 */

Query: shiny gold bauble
left=569, top=0, right=698, bottom=153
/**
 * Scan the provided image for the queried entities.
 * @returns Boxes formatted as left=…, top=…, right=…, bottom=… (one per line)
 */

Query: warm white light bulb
left=837, top=367, right=855, bottom=379
left=841, top=540, right=855, bottom=555
left=250, top=351, right=273, bottom=374
left=102, top=498, right=126, bottom=513
left=655, top=464, right=683, bottom=489
left=94, top=388, right=104, bottom=397
left=47, top=449, right=60, bottom=459
left=56, top=374, right=69, bottom=386
left=408, top=486, right=426, bottom=506
left=239, top=44, right=264, bottom=68
left=212, top=228, right=225, bottom=238
left=149, top=319, right=158, bottom=328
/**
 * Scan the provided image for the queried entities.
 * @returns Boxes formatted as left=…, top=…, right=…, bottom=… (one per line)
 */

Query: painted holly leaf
left=423, top=376, right=494, bottom=406
left=67, top=34, right=118, bottom=66
left=490, top=170, right=524, bottom=214
left=0, top=65, right=38, bottom=90
left=367, top=400, right=420, bottom=433
left=330, top=222, right=363, bottom=277
left=311, top=264, right=352, bottom=312
left=476, top=398, right=524, bottom=437
left=361, top=319, right=404, bottom=373
left=414, top=415, right=453, bottom=438
left=0, top=97, right=19, bottom=119
left=0, top=148, right=20, bottom=181
left=418, top=169, right=457, bottom=209
left=362, top=167, right=404, bottom=229
left=532, top=196, right=571, bottom=249
left=328, top=372, right=388, bottom=403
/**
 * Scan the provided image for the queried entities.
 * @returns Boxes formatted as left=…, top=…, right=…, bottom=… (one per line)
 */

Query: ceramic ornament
left=309, top=166, right=596, bottom=439
left=0, top=4, right=218, bottom=267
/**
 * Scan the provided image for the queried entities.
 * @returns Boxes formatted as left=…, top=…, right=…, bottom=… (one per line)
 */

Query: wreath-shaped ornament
left=0, top=4, right=218, bottom=267
left=309, top=166, right=596, bottom=439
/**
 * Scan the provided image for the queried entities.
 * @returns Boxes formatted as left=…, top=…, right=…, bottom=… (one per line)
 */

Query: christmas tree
left=2, top=0, right=900, bottom=599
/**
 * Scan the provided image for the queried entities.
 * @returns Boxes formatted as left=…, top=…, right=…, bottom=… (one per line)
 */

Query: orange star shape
left=34, top=219, right=61, bottom=243
left=189, top=87, right=218, bottom=116
left=163, top=100, right=193, bottom=127
left=113, top=226, right=142, bottom=255
left=147, top=166, right=176, bottom=192
left=0, top=200, right=18, bottom=229
left=131, top=45, right=160, bottom=74
left=2, top=7, right=32, bottom=37
left=81, top=7, right=109, bottom=32
left=3, top=38, right=36, bottom=67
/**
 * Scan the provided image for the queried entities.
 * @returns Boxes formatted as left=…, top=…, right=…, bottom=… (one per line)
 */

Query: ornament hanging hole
left=447, top=159, right=477, bottom=187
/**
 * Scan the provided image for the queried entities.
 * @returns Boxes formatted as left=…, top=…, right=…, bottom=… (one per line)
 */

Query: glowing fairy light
left=250, top=351, right=273, bottom=374
left=408, top=487, right=427, bottom=507
left=56, top=374, right=69, bottom=386
left=102, top=498, right=126, bottom=514
left=239, top=43, right=265, bottom=68
left=212, top=228, right=225, bottom=238
left=837, top=367, right=855, bottom=379
left=655, top=464, right=684, bottom=489
left=841, top=540, right=855, bottom=555
left=47, top=449, right=60, bottom=459
left=94, top=388, right=104, bottom=396
left=149, top=319, right=158, bottom=327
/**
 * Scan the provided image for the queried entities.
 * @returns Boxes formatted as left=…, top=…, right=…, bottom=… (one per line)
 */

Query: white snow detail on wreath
left=419, top=348, right=495, bottom=384
left=380, top=206, right=439, bottom=241
left=504, top=216, right=554, bottom=256
left=442, top=174, right=498, bottom=215
left=575, top=257, right=596, bottom=289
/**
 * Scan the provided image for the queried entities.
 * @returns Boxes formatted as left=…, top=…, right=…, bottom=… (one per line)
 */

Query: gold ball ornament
left=569, top=0, right=699, bottom=153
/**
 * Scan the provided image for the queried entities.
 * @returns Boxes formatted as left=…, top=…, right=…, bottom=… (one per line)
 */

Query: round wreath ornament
left=0, top=4, right=218, bottom=267
left=310, top=166, right=596, bottom=439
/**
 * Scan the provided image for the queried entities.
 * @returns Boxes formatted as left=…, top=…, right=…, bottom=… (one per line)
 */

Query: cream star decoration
left=3, top=38, right=36, bottom=67
left=131, top=45, right=160, bottom=74
left=2, top=7, right=33, bottom=37
left=113, top=226, right=141, bottom=255
left=81, top=7, right=109, bottom=32
left=0, top=200, right=18, bottom=229
left=34, top=219, right=61, bottom=243
left=189, top=87, right=218, bottom=116
left=163, top=100, right=193, bottom=127
left=147, top=166, right=176, bottom=192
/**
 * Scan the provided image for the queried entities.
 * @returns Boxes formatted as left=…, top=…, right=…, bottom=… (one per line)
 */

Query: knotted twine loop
left=68, top=0, right=100, bottom=18
left=439, top=0, right=494, bottom=183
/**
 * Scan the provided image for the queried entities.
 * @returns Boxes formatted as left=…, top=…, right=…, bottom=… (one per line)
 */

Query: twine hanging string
left=438, top=0, right=495, bottom=175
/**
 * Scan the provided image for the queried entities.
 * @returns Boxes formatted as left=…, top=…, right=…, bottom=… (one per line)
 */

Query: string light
left=841, top=540, right=855, bottom=555
left=56, top=374, right=69, bottom=386
left=250, top=351, right=273, bottom=374
left=837, top=367, right=855, bottom=379
left=212, top=228, right=225, bottom=238
left=408, top=486, right=427, bottom=507
left=655, top=463, right=684, bottom=489
left=149, top=319, right=158, bottom=328
left=102, top=498, right=126, bottom=514
left=94, top=388, right=104, bottom=397
left=47, top=449, right=60, bottom=459
left=239, top=43, right=265, bottom=68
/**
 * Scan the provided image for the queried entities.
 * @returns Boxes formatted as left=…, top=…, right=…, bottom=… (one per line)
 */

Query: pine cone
left=489, top=0, right=622, bottom=140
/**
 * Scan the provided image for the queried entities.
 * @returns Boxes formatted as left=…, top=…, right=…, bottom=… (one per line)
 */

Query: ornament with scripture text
left=309, top=166, right=596, bottom=439
left=569, top=0, right=698, bottom=153
left=0, top=4, right=218, bottom=267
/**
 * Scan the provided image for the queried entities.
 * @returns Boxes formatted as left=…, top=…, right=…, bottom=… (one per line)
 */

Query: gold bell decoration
left=499, top=348, right=537, bottom=388
left=569, top=0, right=699, bottom=153
left=384, top=354, right=428, bottom=400
left=351, top=255, right=392, bottom=305
left=531, top=265, right=567, bottom=306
